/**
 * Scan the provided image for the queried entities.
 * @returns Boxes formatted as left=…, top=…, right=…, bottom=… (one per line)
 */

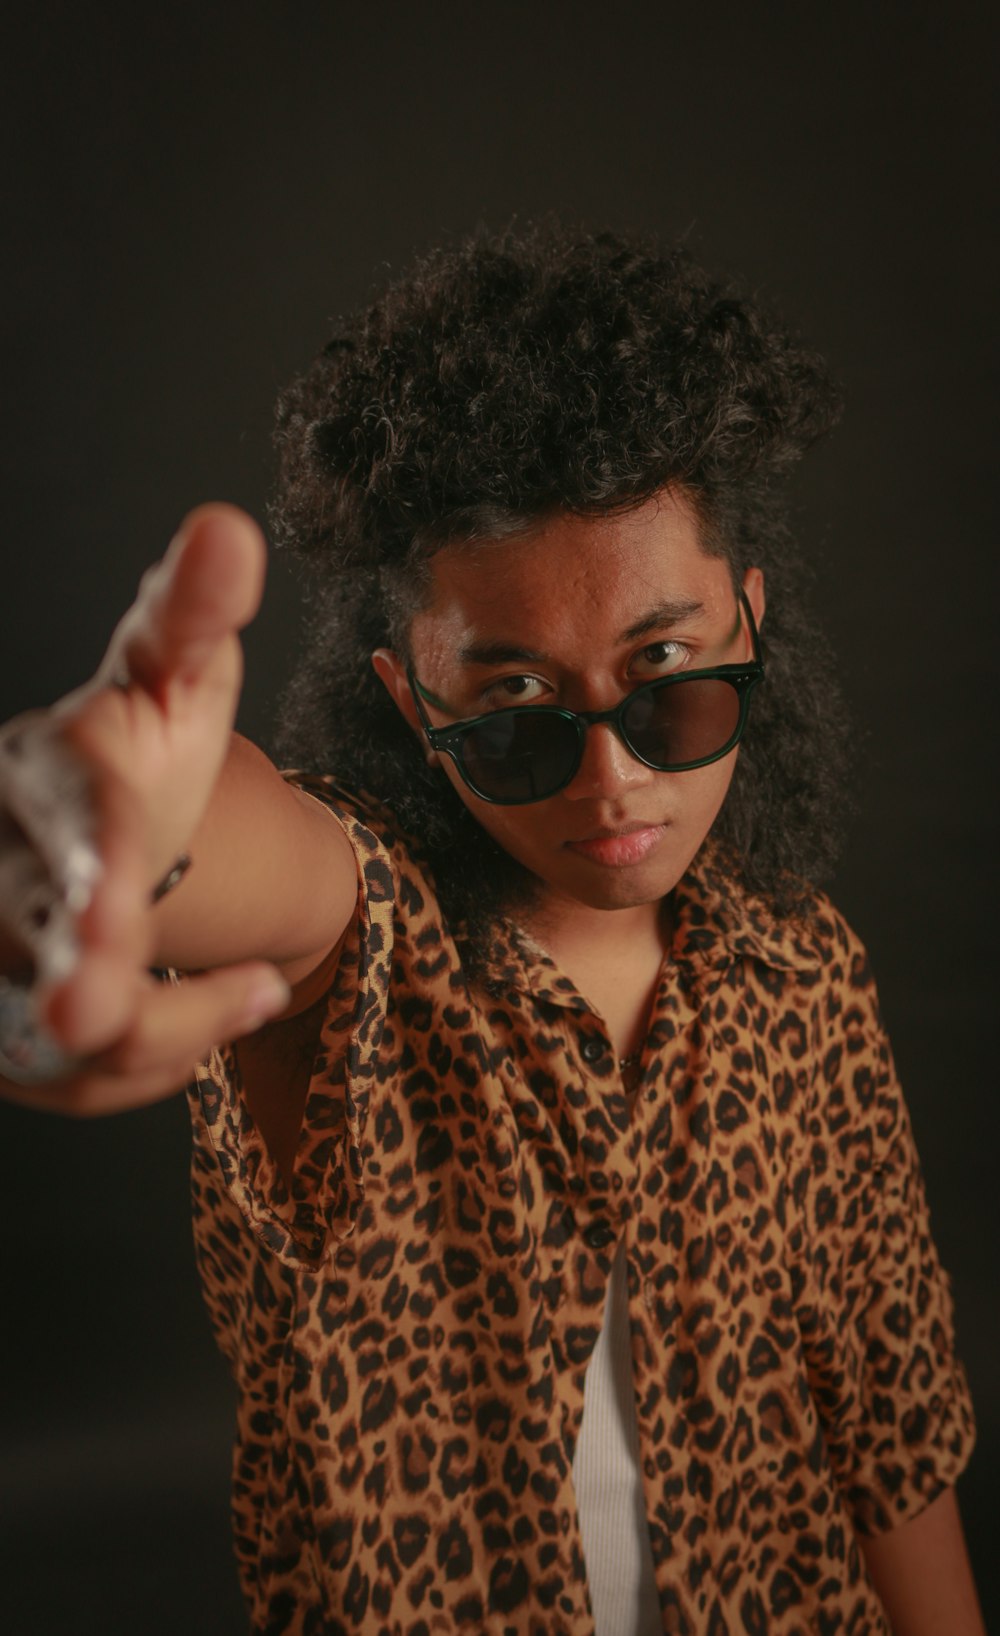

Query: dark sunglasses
left=407, top=590, right=764, bottom=805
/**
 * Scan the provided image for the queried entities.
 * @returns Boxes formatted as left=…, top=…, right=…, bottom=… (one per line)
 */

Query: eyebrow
left=457, top=597, right=706, bottom=665
left=618, top=597, right=706, bottom=644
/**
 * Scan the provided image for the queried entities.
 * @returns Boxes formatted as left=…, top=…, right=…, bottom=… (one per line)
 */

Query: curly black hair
left=269, top=223, right=850, bottom=965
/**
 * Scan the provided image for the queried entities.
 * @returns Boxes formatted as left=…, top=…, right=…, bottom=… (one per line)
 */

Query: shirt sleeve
left=186, top=778, right=397, bottom=1270
left=789, top=921, right=977, bottom=1536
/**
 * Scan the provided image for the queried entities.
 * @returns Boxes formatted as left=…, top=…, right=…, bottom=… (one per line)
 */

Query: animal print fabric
left=186, top=779, right=975, bottom=1635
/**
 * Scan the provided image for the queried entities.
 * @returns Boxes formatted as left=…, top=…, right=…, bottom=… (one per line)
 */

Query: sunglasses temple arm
left=739, top=588, right=764, bottom=666
left=406, top=669, right=446, bottom=744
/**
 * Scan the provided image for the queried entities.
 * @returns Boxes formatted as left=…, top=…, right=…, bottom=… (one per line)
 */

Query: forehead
left=409, top=490, right=733, bottom=662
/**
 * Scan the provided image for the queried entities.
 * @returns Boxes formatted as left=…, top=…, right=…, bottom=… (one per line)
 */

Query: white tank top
left=572, top=1241, right=662, bottom=1635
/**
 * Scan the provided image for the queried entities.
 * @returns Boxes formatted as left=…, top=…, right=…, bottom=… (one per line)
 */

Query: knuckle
left=61, top=697, right=124, bottom=767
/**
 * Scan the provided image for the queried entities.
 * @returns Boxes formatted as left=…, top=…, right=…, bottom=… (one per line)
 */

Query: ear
left=371, top=649, right=440, bottom=765
left=740, top=566, right=765, bottom=630
left=371, top=648, right=421, bottom=733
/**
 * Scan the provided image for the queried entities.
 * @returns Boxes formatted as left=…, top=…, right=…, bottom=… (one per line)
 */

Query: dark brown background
left=1, top=3, right=996, bottom=1630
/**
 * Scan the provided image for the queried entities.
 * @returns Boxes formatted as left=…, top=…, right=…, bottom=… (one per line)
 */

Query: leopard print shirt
left=187, top=781, right=975, bottom=1635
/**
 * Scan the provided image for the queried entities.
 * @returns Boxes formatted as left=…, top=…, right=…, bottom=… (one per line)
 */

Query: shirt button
left=583, top=1220, right=616, bottom=1250
left=580, top=1038, right=604, bottom=1063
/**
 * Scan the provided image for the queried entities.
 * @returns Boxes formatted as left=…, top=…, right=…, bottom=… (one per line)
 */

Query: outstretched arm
left=0, top=504, right=358, bottom=1114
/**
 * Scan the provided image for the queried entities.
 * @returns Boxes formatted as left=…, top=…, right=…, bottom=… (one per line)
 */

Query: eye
left=482, top=673, right=547, bottom=706
left=628, top=640, right=689, bottom=678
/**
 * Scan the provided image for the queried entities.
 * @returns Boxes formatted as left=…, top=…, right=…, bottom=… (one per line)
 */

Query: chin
left=548, top=857, right=690, bottom=912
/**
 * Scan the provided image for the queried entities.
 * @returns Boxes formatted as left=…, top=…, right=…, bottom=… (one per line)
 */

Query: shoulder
left=283, top=774, right=439, bottom=908
left=282, top=776, right=466, bottom=993
left=677, top=851, right=876, bottom=991
left=702, top=877, right=907, bottom=1174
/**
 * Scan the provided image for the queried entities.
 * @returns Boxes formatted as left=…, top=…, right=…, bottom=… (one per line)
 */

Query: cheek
left=681, top=755, right=739, bottom=835
left=436, top=758, right=557, bottom=859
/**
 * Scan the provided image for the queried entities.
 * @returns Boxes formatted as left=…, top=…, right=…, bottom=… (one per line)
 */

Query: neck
left=519, top=890, right=672, bottom=972
left=516, top=891, right=673, bottom=1063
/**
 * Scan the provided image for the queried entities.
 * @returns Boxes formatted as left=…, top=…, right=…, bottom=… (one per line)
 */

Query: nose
left=562, top=720, right=657, bottom=801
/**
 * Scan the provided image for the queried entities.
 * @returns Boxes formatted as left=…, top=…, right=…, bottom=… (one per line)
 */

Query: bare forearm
left=151, top=733, right=357, bottom=981
left=860, top=1487, right=985, bottom=1636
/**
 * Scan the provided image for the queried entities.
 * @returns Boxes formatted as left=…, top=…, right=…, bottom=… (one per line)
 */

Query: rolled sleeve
left=791, top=934, right=977, bottom=1535
left=187, top=779, right=397, bottom=1270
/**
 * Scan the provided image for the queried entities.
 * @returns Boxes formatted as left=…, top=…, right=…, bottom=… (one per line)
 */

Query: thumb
left=98, top=504, right=267, bottom=695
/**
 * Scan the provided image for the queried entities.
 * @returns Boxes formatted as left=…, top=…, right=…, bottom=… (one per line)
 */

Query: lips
left=565, top=822, right=667, bottom=867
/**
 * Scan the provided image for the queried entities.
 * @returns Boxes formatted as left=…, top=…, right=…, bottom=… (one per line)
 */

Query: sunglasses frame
left=407, top=589, right=764, bottom=806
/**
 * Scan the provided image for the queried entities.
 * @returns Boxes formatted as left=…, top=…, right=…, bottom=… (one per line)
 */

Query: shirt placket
left=530, top=1001, right=643, bottom=1472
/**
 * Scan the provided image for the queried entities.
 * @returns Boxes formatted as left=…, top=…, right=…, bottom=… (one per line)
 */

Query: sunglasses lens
left=623, top=677, right=742, bottom=767
left=460, top=710, right=580, bottom=802
left=440, top=675, right=752, bottom=803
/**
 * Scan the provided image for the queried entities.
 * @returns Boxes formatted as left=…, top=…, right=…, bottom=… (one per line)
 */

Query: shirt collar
left=302, top=782, right=824, bottom=998
left=667, top=848, right=827, bottom=976
left=480, top=846, right=825, bottom=1004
